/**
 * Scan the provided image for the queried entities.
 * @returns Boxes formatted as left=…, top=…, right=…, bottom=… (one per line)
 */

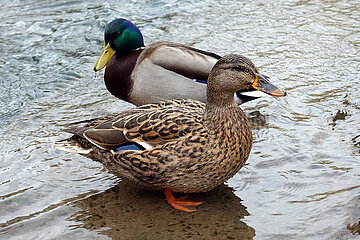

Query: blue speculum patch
left=195, top=79, right=207, bottom=84
left=115, top=143, right=142, bottom=151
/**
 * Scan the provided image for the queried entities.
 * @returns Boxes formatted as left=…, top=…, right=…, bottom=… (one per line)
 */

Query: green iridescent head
left=105, top=18, right=144, bottom=52
left=94, top=18, right=144, bottom=71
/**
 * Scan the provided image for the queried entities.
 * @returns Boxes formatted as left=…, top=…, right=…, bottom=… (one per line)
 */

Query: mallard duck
left=57, top=54, right=286, bottom=212
left=93, top=18, right=276, bottom=106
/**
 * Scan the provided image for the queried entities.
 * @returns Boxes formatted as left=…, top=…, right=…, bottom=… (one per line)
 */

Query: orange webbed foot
left=164, top=189, right=204, bottom=213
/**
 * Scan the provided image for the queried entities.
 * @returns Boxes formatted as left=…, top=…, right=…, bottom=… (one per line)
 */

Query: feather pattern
left=130, top=42, right=219, bottom=105
left=57, top=99, right=251, bottom=192
left=94, top=18, right=266, bottom=105
left=58, top=54, right=285, bottom=194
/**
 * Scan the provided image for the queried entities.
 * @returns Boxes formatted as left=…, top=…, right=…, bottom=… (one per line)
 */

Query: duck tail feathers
left=54, top=139, right=92, bottom=154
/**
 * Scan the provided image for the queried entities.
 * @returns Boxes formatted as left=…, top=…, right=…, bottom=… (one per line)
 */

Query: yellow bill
left=93, top=43, right=116, bottom=72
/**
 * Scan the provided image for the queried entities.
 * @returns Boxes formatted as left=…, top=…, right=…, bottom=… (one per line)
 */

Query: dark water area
left=0, top=0, right=359, bottom=239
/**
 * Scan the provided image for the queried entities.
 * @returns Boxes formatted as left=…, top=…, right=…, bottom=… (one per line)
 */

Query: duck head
left=94, top=18, right=144, bottom=71
left=207, top=54, right=286, bottom=106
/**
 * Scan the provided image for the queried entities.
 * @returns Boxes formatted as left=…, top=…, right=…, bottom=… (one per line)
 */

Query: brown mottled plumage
left=56, top=54, right=286, bottom=211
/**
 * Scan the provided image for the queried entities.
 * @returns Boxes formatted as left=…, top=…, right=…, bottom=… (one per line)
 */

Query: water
left=0, top=0, right=359, bottom=239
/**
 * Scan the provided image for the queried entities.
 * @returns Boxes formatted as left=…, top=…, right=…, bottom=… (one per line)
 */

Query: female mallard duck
left=57, top=55, right=285, bottom=212
left=93, top=18, right=276, bottom=106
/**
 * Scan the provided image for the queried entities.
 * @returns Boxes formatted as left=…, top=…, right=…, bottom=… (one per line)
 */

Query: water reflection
left=329, top=109, right=348, bottom=127
left=69, top=181, right=255, bottom=239
left=247, top=110, right=267, bottom=129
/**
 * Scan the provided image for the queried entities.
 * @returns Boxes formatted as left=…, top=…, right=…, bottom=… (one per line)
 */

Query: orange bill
left=252, top=74, right=286, bottom=97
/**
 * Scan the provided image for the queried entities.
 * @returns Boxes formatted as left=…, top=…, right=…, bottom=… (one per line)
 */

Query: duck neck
left=206, top=88, right=235, bottom=108
left=205, top=102, right=246, bottom=130
left=205, top=84, right=250, bottom=136
left=104, top=49, right=143, bottom=101
left=206, top=72, right=238, bottom=108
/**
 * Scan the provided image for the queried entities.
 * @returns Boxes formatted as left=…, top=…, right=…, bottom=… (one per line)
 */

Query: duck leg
left=164, top=189, right=204, bottom=213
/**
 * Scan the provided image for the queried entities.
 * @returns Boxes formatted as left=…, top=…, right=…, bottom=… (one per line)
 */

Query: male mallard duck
left=57, top=54, right=286, bottom=212
left=93, top=18, right=275, bottom=106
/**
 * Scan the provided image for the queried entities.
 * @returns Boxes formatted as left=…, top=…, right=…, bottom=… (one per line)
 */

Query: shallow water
left=0, top=0, right=359, bottom=239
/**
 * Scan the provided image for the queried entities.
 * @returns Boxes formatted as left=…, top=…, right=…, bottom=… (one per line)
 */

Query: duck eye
left=233, top=66, right=246, bottom=72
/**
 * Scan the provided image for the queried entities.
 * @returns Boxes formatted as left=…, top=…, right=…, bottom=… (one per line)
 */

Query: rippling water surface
left=0, top=0, right=359, bottom=239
